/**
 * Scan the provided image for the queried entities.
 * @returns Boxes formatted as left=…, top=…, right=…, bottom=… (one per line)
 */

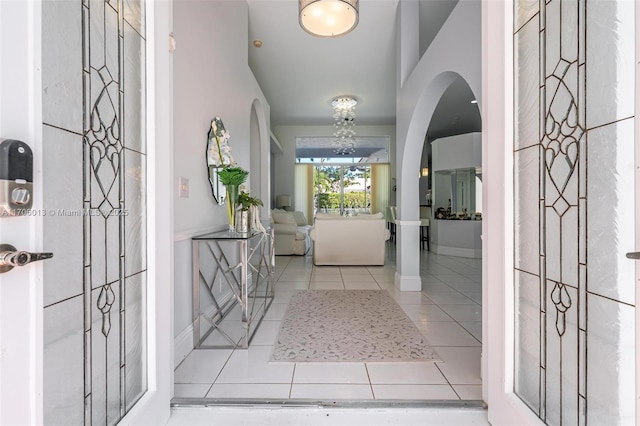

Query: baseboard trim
left=174, top=276, right=255, bottom=367
left=394, top=272, right=422, bottom=291
left=174, top=322, right=195, bottom=369
left=432, top=244, right=482, bottom=258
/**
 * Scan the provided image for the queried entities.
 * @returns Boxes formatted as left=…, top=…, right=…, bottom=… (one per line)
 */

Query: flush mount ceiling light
left=299, top=0, right=359, bottom=38
left=331, top=96, right=357, bottom=155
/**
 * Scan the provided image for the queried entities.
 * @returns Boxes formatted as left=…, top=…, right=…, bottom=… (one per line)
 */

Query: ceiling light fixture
left=331, top=96, right=357, bottom=155
left=299, top=0, right=359, bottom=38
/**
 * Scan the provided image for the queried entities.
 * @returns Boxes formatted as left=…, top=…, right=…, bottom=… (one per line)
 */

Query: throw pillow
left=292, top=211, right=308, bottom=226
left=272, top=209, right=297, bottom=225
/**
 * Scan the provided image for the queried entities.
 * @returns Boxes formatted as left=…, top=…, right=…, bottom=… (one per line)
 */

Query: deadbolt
left=11, top=187, right=30, bottom=205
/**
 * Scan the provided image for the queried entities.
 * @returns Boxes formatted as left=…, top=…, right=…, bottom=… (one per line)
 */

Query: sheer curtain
left=370, top=164, right=390, bottom=215
left=294, top=164, right=314, bottom=224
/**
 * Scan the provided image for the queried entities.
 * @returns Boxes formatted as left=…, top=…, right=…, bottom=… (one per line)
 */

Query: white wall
left=172, top=0, right=271, bottom=364
left=431, top=132, right=482, bottom=172
left=393, top=0, right=481, bottom=290
left=272, top=124, right=397, bottom=209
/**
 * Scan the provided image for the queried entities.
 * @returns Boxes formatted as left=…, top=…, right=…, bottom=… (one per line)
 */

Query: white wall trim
left=394, top=272, right=421, bottom=292
left=431, top=244, right=482, bottom=259
left=395, top=220, right=421, bottom=226
left=173, top=322, right=195, bottom=369
left=174, top=292, right=237, bottom=369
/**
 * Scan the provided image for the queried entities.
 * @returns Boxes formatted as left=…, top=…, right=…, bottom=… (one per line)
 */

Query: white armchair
left=271, top=209, right=311, bottom=255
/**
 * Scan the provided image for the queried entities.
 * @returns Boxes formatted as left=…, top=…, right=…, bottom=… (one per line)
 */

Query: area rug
left=271, top=290, right=440, bottom=362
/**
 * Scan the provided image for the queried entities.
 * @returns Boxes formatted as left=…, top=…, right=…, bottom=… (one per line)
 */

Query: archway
left=249, top=98, right=271, bottom=215
left=396, top=71, right=481, bottom=290
left=420, top=76, right=482, bottom=251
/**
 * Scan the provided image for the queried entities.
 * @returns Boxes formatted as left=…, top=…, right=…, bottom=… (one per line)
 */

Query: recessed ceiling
left=428, top=76, right=481, bottom=141
left=247, top=0, right=477, bottom=141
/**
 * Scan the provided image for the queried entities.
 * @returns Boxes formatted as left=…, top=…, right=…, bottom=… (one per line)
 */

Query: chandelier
left=299, top=0, right=359, bottom=38
left=331, top=96, right=357, bottom=155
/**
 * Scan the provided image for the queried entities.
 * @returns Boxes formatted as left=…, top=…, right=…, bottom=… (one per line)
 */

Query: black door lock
left=0, top=139, right=33, bottom=216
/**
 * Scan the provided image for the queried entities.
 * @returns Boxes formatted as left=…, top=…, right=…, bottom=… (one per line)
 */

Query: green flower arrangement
left=238, top=191, right=264, bottom=211
left=217, top=166, right=249, bottom=186
left=216, top=166, right=249, bottom=231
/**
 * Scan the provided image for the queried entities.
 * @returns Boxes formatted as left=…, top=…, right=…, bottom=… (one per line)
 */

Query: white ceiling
left=247, top=0, right=480, bottom=139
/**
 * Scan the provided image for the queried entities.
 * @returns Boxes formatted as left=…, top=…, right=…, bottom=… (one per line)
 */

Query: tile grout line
left=364, top=363, right=376, bottom=399
left=288, top=363, right=297, bottom=399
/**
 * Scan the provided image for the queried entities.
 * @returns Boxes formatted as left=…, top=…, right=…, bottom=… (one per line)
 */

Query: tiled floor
left=173, top=246, right=482, bottom=402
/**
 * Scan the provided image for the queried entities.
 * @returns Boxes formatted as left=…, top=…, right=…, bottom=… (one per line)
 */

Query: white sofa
left=309, top=213, right=390, bottom=265
left=271, top=209, right=311, bottom=255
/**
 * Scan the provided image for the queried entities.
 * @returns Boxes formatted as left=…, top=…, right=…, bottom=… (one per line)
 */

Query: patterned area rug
left=271, top=290, right=440, bottom=362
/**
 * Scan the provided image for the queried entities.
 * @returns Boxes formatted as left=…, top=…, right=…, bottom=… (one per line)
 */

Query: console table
left=192, top=228, right=274, bottom=349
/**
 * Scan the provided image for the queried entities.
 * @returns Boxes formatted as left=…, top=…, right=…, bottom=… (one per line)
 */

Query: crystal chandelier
left=331, top=96, right=357, bottom=155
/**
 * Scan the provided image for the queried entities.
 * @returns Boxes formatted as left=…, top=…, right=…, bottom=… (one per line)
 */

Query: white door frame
left=635, top=0, right=640, bottom=421
left=0, top=1, right=44, bottom=424
left=482, top=1, right=541, bottom=422
left=122, top=0, right=174, bottom=423
left=0, top=1, right=173, bottom=424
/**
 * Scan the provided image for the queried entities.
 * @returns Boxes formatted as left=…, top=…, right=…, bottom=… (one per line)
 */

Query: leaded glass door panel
left=41, top=0, right=148, bottom=424
left=513, top=0, right=636, bottom=424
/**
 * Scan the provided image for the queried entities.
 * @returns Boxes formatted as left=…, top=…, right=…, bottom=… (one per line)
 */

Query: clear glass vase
left=225, top=184, right=239, bottom=232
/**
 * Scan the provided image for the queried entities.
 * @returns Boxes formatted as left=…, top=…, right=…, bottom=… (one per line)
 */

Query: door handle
left=0, top=243, right=53, bottom=274
left=626, top=252, right=640, bottom=260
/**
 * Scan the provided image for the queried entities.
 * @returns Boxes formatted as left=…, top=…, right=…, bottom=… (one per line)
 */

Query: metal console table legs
left=191, top=228, right=275, bottom=349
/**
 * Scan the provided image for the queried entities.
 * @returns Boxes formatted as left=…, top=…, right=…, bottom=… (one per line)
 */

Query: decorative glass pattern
left=43, top=0, right=147, bottom=424
left=514, top=0, right=635, bottom=424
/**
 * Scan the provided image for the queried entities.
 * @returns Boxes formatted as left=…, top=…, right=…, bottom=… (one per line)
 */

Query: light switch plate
left=178, top=177, right=189, bottom=198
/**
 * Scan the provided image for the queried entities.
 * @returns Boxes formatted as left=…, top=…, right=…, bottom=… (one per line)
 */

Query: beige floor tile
left=452, top=384, right=483, bottom=400
left=290, top=384, right=374, bottom=400
left=434, top=347, right=482, bottom=385
left=174, top=349, right=233, bottom=384
left=309, top=281, right=345, bottom=290
left=401, top=304, right=453, bottom=322
left=206, top=383, right=291, bottom=399
left=215, top=346, right=294, bottom=384
left=344, top=281, right=381, bottom=290
left=415, top=322, right=481, bottom=346
left=438, top=304, right=482, bottom=322
left=366, top=362, right=447, bottom=385
left=293, top=363, right=369, bottom=384
left=372, top=384, right=459, bottom=400
left=173, top=384, right=212, bottom=398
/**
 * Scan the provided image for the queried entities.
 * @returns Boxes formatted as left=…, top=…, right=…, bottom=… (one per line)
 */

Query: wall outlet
left=178, top=177, right=189, bottom=198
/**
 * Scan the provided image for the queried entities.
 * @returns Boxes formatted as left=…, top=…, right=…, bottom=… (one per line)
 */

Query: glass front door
left=42, top=1, right=148, bottom=423
left=512, top=0, right=636, bottom=423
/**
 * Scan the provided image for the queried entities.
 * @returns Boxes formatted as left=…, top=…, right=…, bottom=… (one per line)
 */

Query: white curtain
left=294, top=164, right=313, bottom=224
left=371, top=164, right=390, bottom=215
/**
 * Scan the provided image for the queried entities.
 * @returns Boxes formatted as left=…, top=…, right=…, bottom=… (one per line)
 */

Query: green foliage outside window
left=314, top=165, right=370, bottom=211
left=317, top=192, right=368, bottom=209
